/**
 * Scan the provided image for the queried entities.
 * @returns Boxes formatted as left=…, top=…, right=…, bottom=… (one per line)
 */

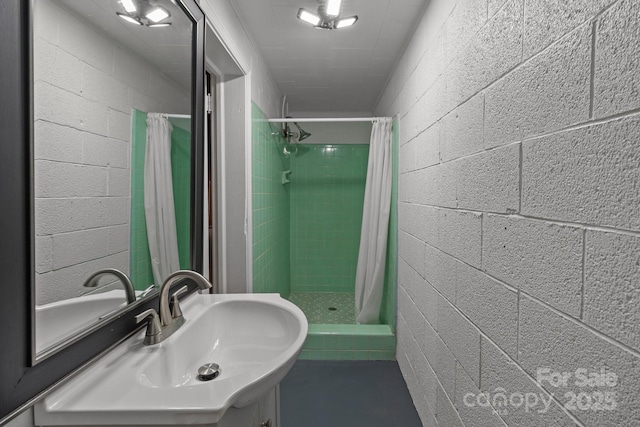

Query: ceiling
left=231, top=0, right=428, bottom=113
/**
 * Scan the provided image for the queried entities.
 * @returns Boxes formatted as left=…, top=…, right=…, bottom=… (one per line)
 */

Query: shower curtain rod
left=163, top=113, right=191, bottom=119
left=267, top=117, right=386, bottom=123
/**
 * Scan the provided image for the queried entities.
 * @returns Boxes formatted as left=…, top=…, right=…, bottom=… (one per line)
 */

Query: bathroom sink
left=34, top=293, right=308, bottom=425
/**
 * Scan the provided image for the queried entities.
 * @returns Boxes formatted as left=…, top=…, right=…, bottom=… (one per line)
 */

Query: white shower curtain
left=355, top=118, right=393, bottom=324
left=144, top=113, right=180, bottom=286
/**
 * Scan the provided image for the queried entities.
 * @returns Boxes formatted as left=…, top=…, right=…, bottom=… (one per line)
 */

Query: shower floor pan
left=288, top=292, right=395, bottom=361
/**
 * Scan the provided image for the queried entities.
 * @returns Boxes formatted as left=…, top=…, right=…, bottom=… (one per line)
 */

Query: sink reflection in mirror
left=33, top=0, right=194, bottom=360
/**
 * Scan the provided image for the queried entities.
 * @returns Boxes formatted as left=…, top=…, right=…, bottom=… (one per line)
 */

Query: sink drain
left=197, top=363, right=221, bottom=381
left=328, top=307, right=337, bottom=311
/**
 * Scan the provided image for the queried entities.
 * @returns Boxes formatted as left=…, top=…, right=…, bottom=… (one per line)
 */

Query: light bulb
left=297, top=8, right=321, bottom=26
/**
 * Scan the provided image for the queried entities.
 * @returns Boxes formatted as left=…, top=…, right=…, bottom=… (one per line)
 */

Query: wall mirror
left=32, top=0, right=200, bottom=361
left=0, top=0, right=203, bottom=422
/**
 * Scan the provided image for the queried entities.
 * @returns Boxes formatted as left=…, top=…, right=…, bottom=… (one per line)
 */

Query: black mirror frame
left=0, top=0, right=205, bottom=422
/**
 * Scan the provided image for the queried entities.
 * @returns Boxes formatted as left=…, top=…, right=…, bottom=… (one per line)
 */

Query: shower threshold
left=287, top=292, right=395, bottom=361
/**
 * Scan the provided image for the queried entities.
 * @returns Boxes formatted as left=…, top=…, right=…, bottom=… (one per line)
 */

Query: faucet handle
left=135, top=308, right=162, bottom=338
left=170, top=285, right=189, bottom=319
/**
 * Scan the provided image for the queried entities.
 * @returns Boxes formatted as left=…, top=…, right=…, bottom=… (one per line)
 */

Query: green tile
left=352, top=335, right=369, bottom=350
left=352, top=350, right=369, bottom=360
left=304, top=334, right=325, bottom=350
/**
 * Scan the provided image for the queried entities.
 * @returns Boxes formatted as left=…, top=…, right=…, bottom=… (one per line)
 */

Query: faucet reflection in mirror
left=136, top=270, right=213, bottom=345
left=82, top=268, right=136, bottom=303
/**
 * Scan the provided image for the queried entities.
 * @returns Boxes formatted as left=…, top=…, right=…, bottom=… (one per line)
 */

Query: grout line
left=589, top=20, right=597, bottom=118
left=521, top=0, right=526, bottom=61
left=478, top=337, right=482, bottom=390
left=518, top=141, right=523, bottom=213
left=580, top=229, right=587, bottom=320
left=516, top=290, right=520, bottom=361
left=480, top=213, right=484, bottom=269
left=400, top=203, right=640, bottom=238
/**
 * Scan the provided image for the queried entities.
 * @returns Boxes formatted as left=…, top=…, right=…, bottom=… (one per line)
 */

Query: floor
left=280, top=360, right=422, bottom=427
left=288, top=292, right=356, bottom=324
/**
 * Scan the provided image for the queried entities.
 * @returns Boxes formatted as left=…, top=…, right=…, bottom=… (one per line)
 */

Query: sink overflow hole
left=197, top=363, right=221, bottom=381
left=328, top=307, right=337, bottom=311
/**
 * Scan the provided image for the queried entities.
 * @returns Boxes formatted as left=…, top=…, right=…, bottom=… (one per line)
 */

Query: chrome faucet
left=82, top=268, right=136, bottom=304
left=135, top=270, right=213, bottom=345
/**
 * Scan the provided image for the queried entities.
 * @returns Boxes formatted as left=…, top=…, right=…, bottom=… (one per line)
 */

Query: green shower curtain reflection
left=130, top=109, right=191, bottom=290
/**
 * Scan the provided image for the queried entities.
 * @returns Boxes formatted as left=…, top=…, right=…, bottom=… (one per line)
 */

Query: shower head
left=293, top=122, right=312, bottom=142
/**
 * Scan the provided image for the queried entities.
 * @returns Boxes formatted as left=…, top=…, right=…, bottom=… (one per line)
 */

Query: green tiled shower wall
left=130, top=110, right=191, bottom=290
left=289, top=144, right=369, bottom=293
left=251, top=103, right=291, bottom=296
left=250, top=105, right=398, bottom=360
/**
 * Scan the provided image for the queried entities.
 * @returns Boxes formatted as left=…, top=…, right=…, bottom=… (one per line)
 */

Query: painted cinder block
left=35, top=197, right=130, bottom=235
left=424, top=244, right=459, bottom=302
left=456, top=144, right=520, bottom=213
left=35, top=161, right=108, bottom=198
left=436, top=382, right=465, bottom=427
left=108, top=167, right=131, bottom=197
left=33, top=121, right=84, bottom=163
left=399, top=259, right=438, bottom=328
left=455, top=363, right=507, bottom=427
left=34, top=81, right=109, bottom=136
left=524, top=0, right=613, bottom=59
left=406, top=163, right=457, bottom=208
left=57, top=6, right=115, bottom=74
left=107, top=224, right=130, bottom=255
left=584, top=230, right=640, bottom=352
left=485, top=24, right=591, bottom=147
left=108, top=108, right=132, bottom=142
left=83, top=134, right=129, bottom=169
left=519, top=296, right=640, bottom=426
left=400, top=123, right=440, bottom=173
left=437, top=296, right=481, bottom=385
left=442, top=0, right=488, bottom=66
left=35, top=236, right=53, bottom=274
left=34, top=39, right=83, bottom=96
left=399, top=231, right=426, bottom=277
left=52, top=228, right=109, bottom=270
left=456, top=266, right=518, bottom=357
left=437, top=209, right=482, bottom=267
left=82, top=63, right=130, bottom=114
left=522, top=117, right=640, bottom=230
left=445, top=0, right=523, bottom=110
left=483, top=215, right=583, bottom=316
left=398, top=202, right=439, bottom=247
left=480, top=336, right=579, bottom=427
left=440, top=93, right=485, bottom=162
left=594, top=0, right=640, bottom=118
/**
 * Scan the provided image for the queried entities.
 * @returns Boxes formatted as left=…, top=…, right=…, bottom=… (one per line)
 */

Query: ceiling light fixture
left=121, top=0, right=137, bottom=13
left=297, top=0, right=358, bottom=30
left=297, top=9, right=321, bottom=26
left=335, top=16, right=357, bottom=28
left=146, top=7, right=170, bottom=23
left=116, top=0, right=172, bottom=27
left=116, top=12, right=143, bottom=25
left=325, top=0, right=341, bottom=16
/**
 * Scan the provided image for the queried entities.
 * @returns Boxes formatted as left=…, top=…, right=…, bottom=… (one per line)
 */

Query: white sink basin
left=35, top=293, right=308, bottom=425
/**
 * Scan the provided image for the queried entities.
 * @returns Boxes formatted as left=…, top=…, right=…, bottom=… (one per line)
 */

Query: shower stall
left=251, top=103, right=398, bottom=360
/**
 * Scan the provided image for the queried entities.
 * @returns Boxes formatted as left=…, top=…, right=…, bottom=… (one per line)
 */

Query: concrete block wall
left=34, top=0, right=189, bottom=305
left=376, top=0, right=640, bottom=426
